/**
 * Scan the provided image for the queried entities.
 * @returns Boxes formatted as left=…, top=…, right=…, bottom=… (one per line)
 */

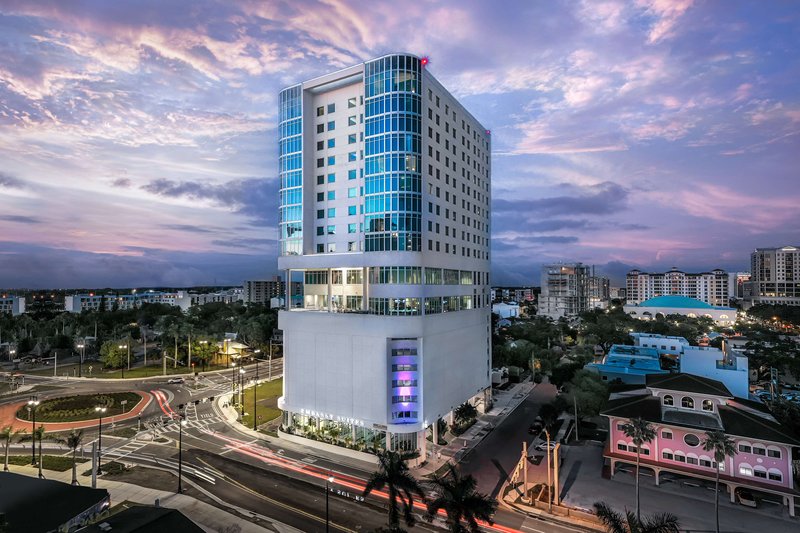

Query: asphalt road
left=5, top=369, right=588, bottom=533
left=460, top=382, right=558, bottom=497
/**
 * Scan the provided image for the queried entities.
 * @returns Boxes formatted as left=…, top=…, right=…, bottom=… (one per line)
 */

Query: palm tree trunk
left=71, top=448, right=78, bottom=485
left=3, top=442, right=9, bottom=472
left=635, top=450, right=641, bottom=521
left=388, top=487, right=399, bottom=528
left=38, top=437, right=43, bottom=478
left=715, top=468, right=720, bottom=533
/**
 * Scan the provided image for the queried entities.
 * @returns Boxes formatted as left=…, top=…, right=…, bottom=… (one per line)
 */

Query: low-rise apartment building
left=0, top=295, right=25, bottom=315
left=603, top=373, right=799, bottom=516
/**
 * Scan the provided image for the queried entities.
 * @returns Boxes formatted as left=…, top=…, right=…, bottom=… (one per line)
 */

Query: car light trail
left=199, top=429, right=521, bottom=532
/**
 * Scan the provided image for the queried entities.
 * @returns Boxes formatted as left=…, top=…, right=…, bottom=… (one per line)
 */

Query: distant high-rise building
left=748, top=246, right=800, bottom=307
left=539, top=263, right=591, bottom=318
left=243, top=277, right=302, bottom=306
left=277, top=53, right=492, bottom=456
left=589, top=275, right=610, bottom=310
left=626, top=267, right=729, bottom=306
left=728, top=272, right=751, bottom=300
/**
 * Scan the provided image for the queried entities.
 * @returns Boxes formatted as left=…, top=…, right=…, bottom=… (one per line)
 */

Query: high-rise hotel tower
left=277, top=54, right=491, bottom=455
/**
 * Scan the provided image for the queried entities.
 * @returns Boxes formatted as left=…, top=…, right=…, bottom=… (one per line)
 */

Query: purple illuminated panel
left=389, top=339, right=420, bottom=424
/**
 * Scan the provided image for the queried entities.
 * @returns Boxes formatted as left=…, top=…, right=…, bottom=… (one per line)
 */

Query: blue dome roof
left=638, top=295, right=713, bottom=309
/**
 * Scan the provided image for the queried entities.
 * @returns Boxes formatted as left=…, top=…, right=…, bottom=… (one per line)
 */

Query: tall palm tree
left=0, top=426, right=26, bottom=472
left=55, top=429, right=84, bottom=485
left=621, top=417, right=656, bottom=521
left=425, top=463, right=497, bottom=533
left=594, top=502, right=679, bottom=533
left=363, top=450, right=425, bottom=531
left=702, top=430, right=736, bottom=533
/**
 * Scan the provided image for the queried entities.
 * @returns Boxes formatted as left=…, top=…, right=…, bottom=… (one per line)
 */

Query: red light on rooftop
left=486, top=129, right=491, bottom=135
left=420, top=56, right=429, bottom=67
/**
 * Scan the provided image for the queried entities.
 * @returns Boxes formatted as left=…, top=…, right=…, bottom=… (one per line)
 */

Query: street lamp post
left=239, top=368, right=246, bottom=417
left=27, top=395, right=39, bottom=466
left=198, top=340, right=208, bottom=372
left=326, top=475, right=335, bottom=533
left=177, top=408, right=187, bottom=493
left=77, top=343, right=85, bottom=378
left=95, top=406, right=107, bottom=475
left=118, top=344, right=127, bottom=379
left=253, top=352, right=260, bottom=431
left=231, top=362, right=237, bottom=409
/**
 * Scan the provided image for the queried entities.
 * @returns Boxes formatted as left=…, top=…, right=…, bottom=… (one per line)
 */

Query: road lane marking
left=195, top=456, right=356, bottom=533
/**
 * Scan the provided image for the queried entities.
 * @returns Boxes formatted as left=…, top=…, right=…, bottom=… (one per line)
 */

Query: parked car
left=167, top=377, right=184, bottom=384
left=737, top=489, right=757, bottom=508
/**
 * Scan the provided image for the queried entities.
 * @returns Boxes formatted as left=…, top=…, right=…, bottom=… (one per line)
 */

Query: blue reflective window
left=348, top=205, right=357, bottom=216
left=328, top=121, right=335, bottom=131
left=328, top=208, right=336, bottom=218
left=348, top=169, right=357, bottom=180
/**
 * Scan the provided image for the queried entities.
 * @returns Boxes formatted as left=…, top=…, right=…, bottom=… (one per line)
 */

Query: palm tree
left=55, top=429, right=84, bottom=485
left=702, top=431, right=736, bottom=533
left=453, top=402, right=478, bottom=430
left=594, top=502, right=679, bottom=533
left=425, top=463, right=497, bottom=533
left=363, top=450, right=425, bottom=531
left=0, top=426, right=26, bottom=472
left=621, top=417, right=656, bottom=521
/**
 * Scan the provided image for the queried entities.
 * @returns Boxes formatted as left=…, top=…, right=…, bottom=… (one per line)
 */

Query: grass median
left=27, top=362, right=230, bottom=379
left=239, top=378, right=283, bottom=429
left=7, top=454, right=89, bottom=472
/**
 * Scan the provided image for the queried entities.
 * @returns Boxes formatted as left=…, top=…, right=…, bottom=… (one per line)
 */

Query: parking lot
left=558, top=442, right=797, bottom=532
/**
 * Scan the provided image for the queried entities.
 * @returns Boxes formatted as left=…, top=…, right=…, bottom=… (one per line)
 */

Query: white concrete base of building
left=277, top=428, right=380, bottom=465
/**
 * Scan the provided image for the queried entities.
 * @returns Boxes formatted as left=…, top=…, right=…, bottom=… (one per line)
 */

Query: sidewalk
left=416, top=380, right=536, bottom=477
left=213, top=390, right=378, bottom=474
left=9, top=463, right=293, bottom=533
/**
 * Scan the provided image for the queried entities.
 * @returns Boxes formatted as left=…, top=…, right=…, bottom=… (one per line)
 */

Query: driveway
left=458, top=381, right=557, bottom=497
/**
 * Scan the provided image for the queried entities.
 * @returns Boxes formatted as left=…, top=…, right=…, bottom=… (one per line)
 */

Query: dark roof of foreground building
left=718, top=405, right=800, bottom=446
left=646, top=373, right=732, bottom=398
left=0, top=472, right=109, bottom=533
left=602, top=393, right=800, bottom=446
left=81, top=505, right=204, bottom=533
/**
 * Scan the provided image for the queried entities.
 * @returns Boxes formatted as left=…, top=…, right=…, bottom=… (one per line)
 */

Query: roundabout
left=2, top=391, right=150, bottom=433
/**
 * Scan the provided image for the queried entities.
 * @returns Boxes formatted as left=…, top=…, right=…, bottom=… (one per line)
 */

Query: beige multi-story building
left=539, top=263, right=591, bottom=318
left=626, top=267, right=729, bottom=306
left=243, top=277, right=302, bottom=305
left=748, top=246, right=800, bottom=307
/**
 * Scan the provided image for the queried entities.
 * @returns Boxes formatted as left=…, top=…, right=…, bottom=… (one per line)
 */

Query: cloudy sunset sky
left=0, top=0, right=798, bottom=288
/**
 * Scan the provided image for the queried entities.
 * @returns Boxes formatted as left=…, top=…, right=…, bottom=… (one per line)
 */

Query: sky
left=0, top=0, right=798, bottom=289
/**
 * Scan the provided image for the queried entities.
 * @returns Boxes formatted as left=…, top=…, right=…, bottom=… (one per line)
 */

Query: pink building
left=602, top=373, right=799, bottom=516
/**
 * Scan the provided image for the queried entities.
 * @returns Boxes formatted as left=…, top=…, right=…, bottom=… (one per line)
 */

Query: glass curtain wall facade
left=279, top=85, right=303, bottom=256
left=364, top=55, right=422, bottom=252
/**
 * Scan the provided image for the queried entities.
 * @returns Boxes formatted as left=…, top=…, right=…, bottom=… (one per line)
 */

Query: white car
left=535, top=441, right=557, bottom=452
left=167, top=377, right=184, bottom=384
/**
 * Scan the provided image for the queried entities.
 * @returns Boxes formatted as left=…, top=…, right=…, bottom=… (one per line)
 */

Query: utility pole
left=553, top=443, right=561, bottom=506
left=546, top=429, right=552, bottom=512
left=574, top=395, right=579, bottom=441
left=522, top=441, right=528, bottom=502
